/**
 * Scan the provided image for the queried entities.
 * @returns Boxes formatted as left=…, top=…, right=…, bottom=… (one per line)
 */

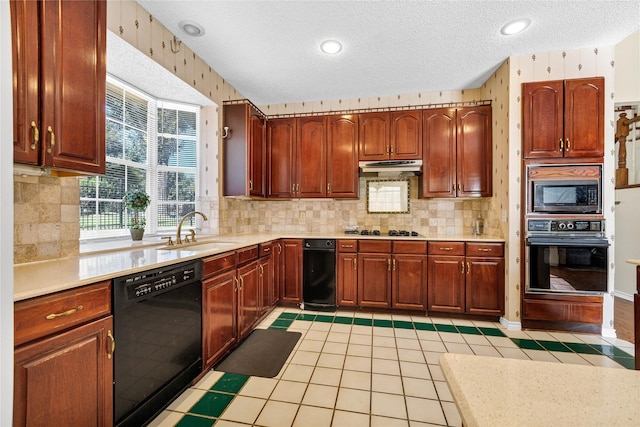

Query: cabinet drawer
left=259, top=242, right=273, bottom=257
left=237, top=245, right=259, bottom=265
left=428, top=241, right=465, bottom=256
left=15, top=281, right=111, bottom=346
left=203, top=251, right=237, bottom=277
left=359, top=240, right=392, bottom=253
left=392, top=240, right=427, bottom=254
left=338, top=239, right=357, bottom=252
left=466, top=242, right=504, bottom=257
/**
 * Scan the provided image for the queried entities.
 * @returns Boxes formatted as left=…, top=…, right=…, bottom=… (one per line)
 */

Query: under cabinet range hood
left=359, top=159, right=423, bottom=175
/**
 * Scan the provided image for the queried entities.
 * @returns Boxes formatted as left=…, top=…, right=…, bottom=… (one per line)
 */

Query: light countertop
left=15, top=232, right=503, bottom=302
left=440, top=353, right=640, bottom=427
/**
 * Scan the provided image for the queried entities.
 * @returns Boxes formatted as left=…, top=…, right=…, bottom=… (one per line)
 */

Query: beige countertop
left=14, top=232, right=503, bottom=302
left=440, top=353, right=640, bottom=427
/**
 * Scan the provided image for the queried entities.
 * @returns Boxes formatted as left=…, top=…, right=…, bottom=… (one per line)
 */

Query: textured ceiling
left=135, top=0, right=640, bottom=106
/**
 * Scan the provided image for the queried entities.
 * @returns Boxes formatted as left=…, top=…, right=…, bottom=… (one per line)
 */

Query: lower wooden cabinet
left=237, top=260, right=259, bottom=340
left=280, top=239, right=303, bottom=303
left=427, top=242, right=504, bottom=316
left=202, top=269, right=237, bottom=370
left=337, top=239, right=358, bottom=307
left=14, top=316, right=114, bottom=427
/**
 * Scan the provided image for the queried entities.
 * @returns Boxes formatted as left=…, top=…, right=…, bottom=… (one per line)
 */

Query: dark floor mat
left=215, top=328, right=301, bottom=378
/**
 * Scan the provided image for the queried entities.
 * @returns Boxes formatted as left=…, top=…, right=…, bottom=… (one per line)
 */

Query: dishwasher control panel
left=115, top=261, right=202, bottom=301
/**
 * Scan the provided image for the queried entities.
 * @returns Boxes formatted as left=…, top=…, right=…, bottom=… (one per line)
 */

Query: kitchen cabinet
left=357, top=240, right=427, bottom=310
left=202, top=251, right=237, bottom=370
left=296, top=116, right=328, bottom=197
left=267, top=118, right=296, bottom=198
left=237, top=259, right=259, bottom=340
left=522, top=77, right=604, bottom=159
left=14, top=281, right=113, bottom=427
left=223, top=102, right=267, bottom=197
left=428, top=242, right=504, bottom=316
left=421, top=105, right=492, bottom=198
left=272, top=241, right=283, bottom=304
left=280, top=239, right=303, bottom=303
left=337, top=240, right=358, bottom=307
left=359, top=110, right=422, bottom=161
left=259, top=242, right=277, bottom=315
left=327, top=114, right=359, bottom=198
left=11, top=0, right=106, bottom=174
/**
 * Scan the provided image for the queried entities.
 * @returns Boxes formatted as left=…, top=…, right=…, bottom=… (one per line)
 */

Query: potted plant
left=123, top=189, right=151, bottom=240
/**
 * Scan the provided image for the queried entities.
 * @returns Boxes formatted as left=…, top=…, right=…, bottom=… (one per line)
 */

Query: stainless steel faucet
left=176, top=211, right=208, bottom=244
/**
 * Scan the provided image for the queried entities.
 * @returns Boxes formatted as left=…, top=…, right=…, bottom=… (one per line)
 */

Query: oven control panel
left=528, top=219, right=605, bottom=234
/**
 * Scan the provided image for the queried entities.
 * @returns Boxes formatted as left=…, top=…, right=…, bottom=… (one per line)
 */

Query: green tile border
left=188, top=391, right=234, bottom=418
left=413, top=321, right=436, bottom=331
left=434, top=324, right=458, bottom=333
left=353, top=317, right=373, bottom=326
left=210, top=373, right=249, bottom=394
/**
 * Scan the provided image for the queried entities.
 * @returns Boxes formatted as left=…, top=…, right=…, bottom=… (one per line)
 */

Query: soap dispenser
left=474, top=213, right=484, bottom=235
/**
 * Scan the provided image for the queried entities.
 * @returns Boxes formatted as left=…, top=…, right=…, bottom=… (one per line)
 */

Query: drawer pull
left=45, top=305, right=83, bottom=320
left=467, top=262, right=471, bottom=275
left=353, top=258, right=357, bottom=270
left=342, top=244, right=354, bottom=248
left=440, top=247, right=454, bottom=251
left=107, top=330, right=115, bottom=359
left=477, top=248, right=492, bottom=252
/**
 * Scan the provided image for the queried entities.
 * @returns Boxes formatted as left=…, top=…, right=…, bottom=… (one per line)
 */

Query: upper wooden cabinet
left=522, top=77, right=604, bottom=159
left=327, top=114, right=359, bottom=198
left=421, top=105, right=492, bottom=198
left=11, top=0, right=106, bottom=174
left=297, top=116, right=328, bottom=198
left=223, top=102, right=267, bottom=197
left=267, top=118, right=296, bottom=198
left=359, top=111, right=422, bottom=161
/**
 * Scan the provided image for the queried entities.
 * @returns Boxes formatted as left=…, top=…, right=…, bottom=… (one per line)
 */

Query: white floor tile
left=470, top=344, right=502, bottom=358
left=581, top=353, right=627, bottom=368
left=335, top=387, right=371, bottom=413
left=323, top=341, right=348, bottom=355
left=396, top=337, right=422, bottom=350
left=394, top=328, right=418, bottom=339
left=400, top=360, right=432, bottom=379
left=146, top=410, right=183, bottom=427
left=373, top=326, right=395, bottom=337
left=522, top=349, right=561, bottom=362
left=372, top=336, right=396, bottom=348
left=349, top=333, right=373, bottom=345
left=298, top=339, right=325, bottom=352
left=344, top=355, right=372, bottom=372
left=305, top=330, right=329, bottom=341
left=302, top=384, right=338, bottom=408
left=255, top=400, right=299, bottom=427
left=420, top=340, right=447, bottom=352
left=290, top=350, right=321, bottom=366
left=523, top=330, right=555, bottom=341
left=434, top=380, right=454, bottom=402
left=270, top=380, right=307, bottom=403
left=219, top=395, right=265, bottom=424
left=351, top=325, right=374, bottom=336
left=332, top=410, right=370, bottom=426
left=549, top=351, right=592, bottom=366
left=443, top=342, right=474, bottom=355
left=416, top=330, right=441, bottom=341
left=462, top=334, right=492, bottom=346
left=372, top=358, right=401, bottom=375
left=281, top=364, right=315, bottom=383
left=309, top=322, right=332, bottom=332
left=166, top=387, right=207, bottom=412
left=486, top=336, right=518, bottom=348
left=372, top=346, right=399, bottom=360
left=405, top=396, right=447, bottom=424
left=327, top=332, right=351, bottom=343
left=340, top=369, right=372, bottom=391
left=371, top=392, right=407, bottom=419
left=317, top=353, right=346, bottom=369
left=427, top=364, right=445, bottom=381
left=397, top=348, right=426, bottom=363
left=347, top=343, right=373, bottom=357
left=238, top=376, right=278, bottom=399
left=439, top=332, right=466, bottom=343
left=293, top=405, right=334, bottom=427
left=371, top=415, right=410, bottom=427
left=192, top=370, right=224, bottom=390
left=496, top=347, right=530, bottom=360
left=310, top=366, right=343, bottom=386
left=402, top=377, right=438, bottom=400
left=371, top=373, right=404, bottom=394
left=442, top=400, right=463, bottom=426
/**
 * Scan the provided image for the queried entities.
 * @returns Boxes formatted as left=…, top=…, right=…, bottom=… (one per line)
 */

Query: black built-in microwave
left=531, top=179, right=600, bottom=214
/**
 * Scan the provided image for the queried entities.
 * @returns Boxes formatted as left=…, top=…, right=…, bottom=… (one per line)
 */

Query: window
left=80, top=77, right=200, bottom=238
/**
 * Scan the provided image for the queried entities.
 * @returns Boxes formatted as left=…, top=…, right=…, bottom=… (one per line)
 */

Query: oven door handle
left=526, top=237, right=610, bottom=247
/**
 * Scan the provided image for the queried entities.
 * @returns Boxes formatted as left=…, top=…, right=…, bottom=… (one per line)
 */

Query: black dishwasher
left=303, top=239, right=336, bottom=311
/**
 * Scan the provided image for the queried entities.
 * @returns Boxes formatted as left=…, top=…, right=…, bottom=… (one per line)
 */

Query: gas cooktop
left=344, top=229, right=421, bottom=237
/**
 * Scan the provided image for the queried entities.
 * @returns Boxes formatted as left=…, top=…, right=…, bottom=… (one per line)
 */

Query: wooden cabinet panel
left=202, top=270, right=237, bottom=369
left=237, top=261, right=259, bottom=340
left=203, top=251, right=236, bottom=277
left=14, top=316, right=113, bottom=427
left=428, top=255, right=465, bottom=313
left=267, top=118, right=296, bottom=198
left=327, top=114, right=359, bottom=198
left=522, top=298, right=603, bottom=324
left=237, top=245, right=259, bottom=265
left=390, top=110, right=422, bottom=159
left=522, top=77, right=604, bottom=159
left=297, top=116, right=327, bottom=197
left=422, top=108, right=456, bottom=197
left=14, top=281, right=111, bottom=347
left=466, top=257, right=504, bottom=316
left=338, top=239, right=358, bottom=252
left=12, top=0, right=106, bottom=173
left=272, top=241, right=283, bottom=304
left=337, top=253, right=358, bottom=307
left=392, top=240, right=427, bottom=254
left=359, top=239, right=392, bottom=253
left=392, top=254, right=427, bottom=310
left=457, top=106, right=492, bottom=197
left=466, top=242, right=504, bottom=257
left=428, top=241, right=465, bottom=256
left=249, top=113, right=267, bottom=197
left=358, top=253, right=391, bottom=308
left=280, top=239, right=303, bottom=303
left=359, top=112, right=389, bottom=161
left=259, top=255, right=274, bottom=315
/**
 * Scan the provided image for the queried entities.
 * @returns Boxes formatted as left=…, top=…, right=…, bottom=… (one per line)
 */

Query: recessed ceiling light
left=500, top=18, right=531, bottom=35
left=320, top=40, right=342, bottom=54
left=179, top=20, right=205, bottom=37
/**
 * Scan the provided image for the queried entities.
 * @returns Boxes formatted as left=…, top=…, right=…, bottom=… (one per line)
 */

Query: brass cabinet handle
left=467, top=262, right=470, bottom=275
left=559, top=139, right=564, bottom=151
left=457, top=183, right=461, bottom=192
left=392, top=259, right=396, bottom=271
left=47, top=126, right=55, bottom=153
left=388, top=258, right=391, bottom=271
left=327, top=183, right=331, bottom=193
left=45, top=305, right=83, bottom=320
left=239, top=276, right=244, bottom=290
left=353, top=258, right=357, bottom=270
left=259, top=264, right=264, bottom=276
left=460, top=261, right=464, bottom=274
left=440, top=247, right=454, bottom=251
left=107, top=330, right=115, bottom=359
left=566, top=139, right=571, bottom=151
left=30, top=121, right=39, bottom=150
left=390, top=144, right=394, bottom=154
left=292, top=184, right=295, bottom=193
left=277, top=243, right=282, bottom=254
left=342, top=244, right=354, bottom=248
left=234, top=277, right=239, bottom=291
left=477, top=248, right=492, bottom=252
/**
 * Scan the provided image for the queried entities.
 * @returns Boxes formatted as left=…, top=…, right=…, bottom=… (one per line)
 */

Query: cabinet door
left=202, top=270, right=237, bottom=369
left=563, top=77, right=604, bottom=158
left=281, top=239, right=303, bottom=303
left=237, top=261, right=259, bottom=340
left=11, top=0, right=40, bottom=165
left=466, top=257, right=505, bottom=316
left=14, top=316, right=113, bottom=427
left=297, top=116, right=327, bottom=197
left=223, top=103, right=249, bottom=196
left=522, top=80, right=564, bottom=159
left=259, top=255, right=273, bottom=315
left=427, top=255, right=465, bottom=313
left=267, top=118, right=296, bottom=198
left=358, top=253, right=391, bottom=308
left=337, top=253, right=358, bottom=307
left=390, top=110, right=422, bottom=159
left=40, top=0, right=106, bottom=173
left=392, top=254, right=427, bottom=311
left=421, top=108, right=456, bottom=198
left=327, top=114, right=359, bottom=198
left=359, top=112, right=389, bottom=161
left=249, top=110, right=267, bottom=197
left=272, top=241, right=282, bottom=305
left=457, top=105, right=492, bottom=197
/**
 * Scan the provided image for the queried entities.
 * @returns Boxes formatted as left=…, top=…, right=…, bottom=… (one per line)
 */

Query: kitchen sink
left=155, top=240, right=237, bottom=251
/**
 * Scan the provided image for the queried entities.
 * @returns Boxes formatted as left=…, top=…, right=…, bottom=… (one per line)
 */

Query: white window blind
left=80, top=76, right=199, bottom=238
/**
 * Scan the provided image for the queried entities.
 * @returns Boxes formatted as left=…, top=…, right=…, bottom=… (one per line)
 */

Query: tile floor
left=149, top=308, right=635, bottom=427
